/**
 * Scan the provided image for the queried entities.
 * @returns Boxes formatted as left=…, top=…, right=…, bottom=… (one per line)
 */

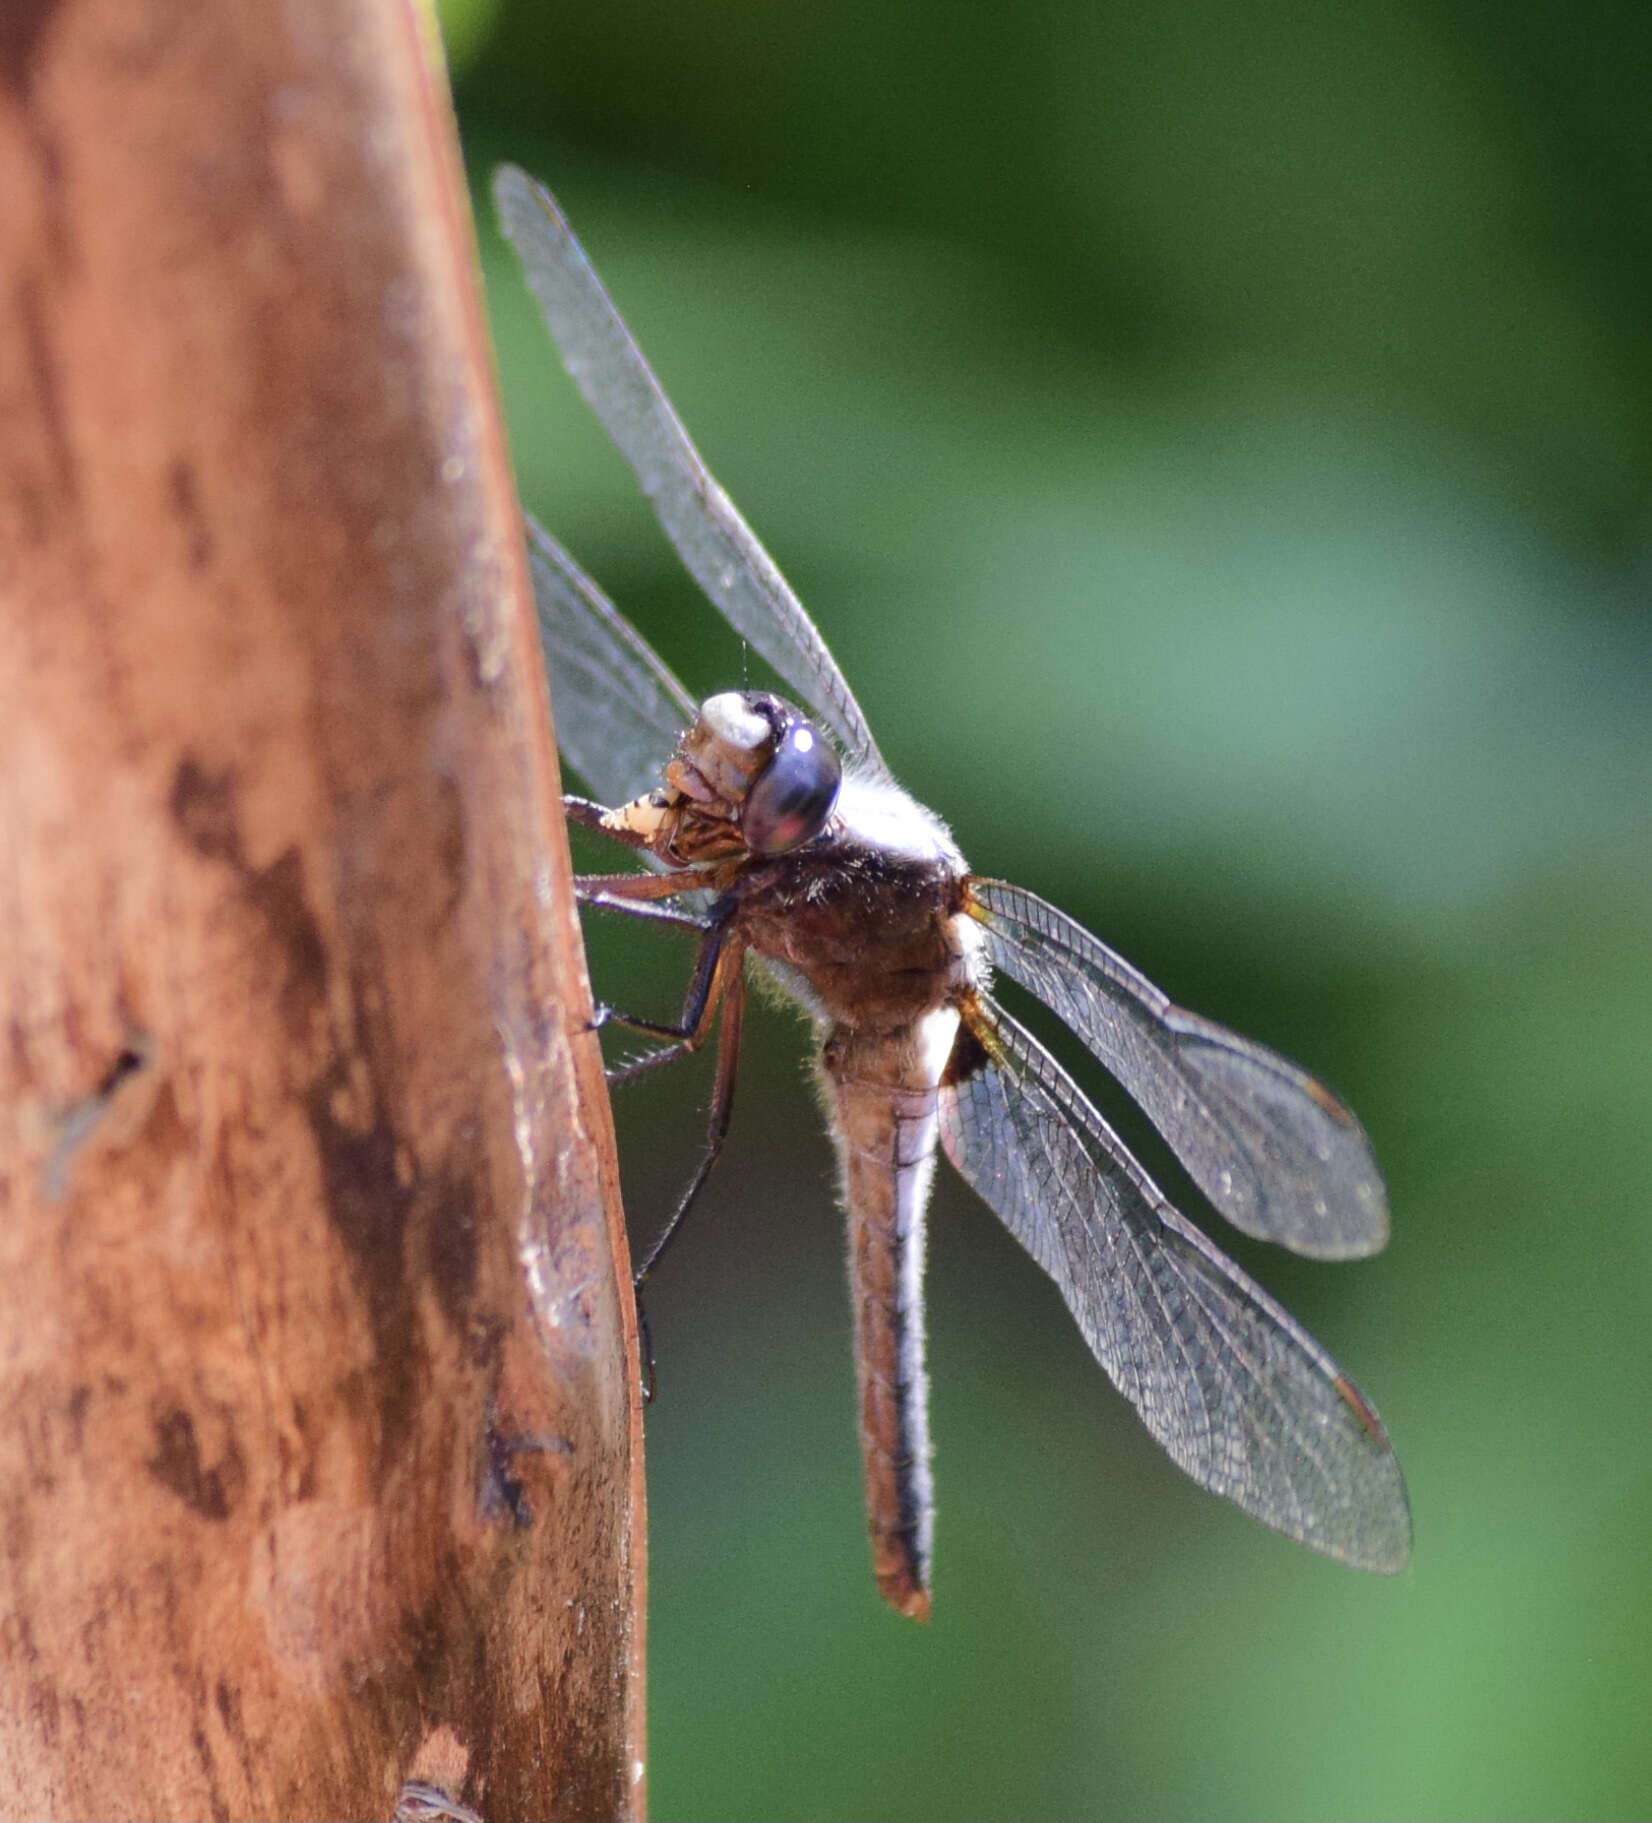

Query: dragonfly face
left=495, top=165, right=1413, bottom=1618
left=600, top=691, right=844, bottom=867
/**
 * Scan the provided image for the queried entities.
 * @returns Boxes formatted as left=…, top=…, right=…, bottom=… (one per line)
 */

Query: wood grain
left=0, top=0, right=644, bottom=1815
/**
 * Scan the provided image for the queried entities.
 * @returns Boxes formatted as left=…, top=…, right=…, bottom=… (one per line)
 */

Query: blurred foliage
left=453, top=1, right=1652, bottom=1816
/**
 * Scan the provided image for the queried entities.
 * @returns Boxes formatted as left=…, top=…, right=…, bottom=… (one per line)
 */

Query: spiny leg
left=564, top=790, right=722, bottom=1061
left=632, top=945, right=747, bottom=1401
left=578, top=886, right=714, bottom=934
left=567, top=855, right=750, bottom=1393
left=582, top=898, right=734, bottom=1085
left=567, top=863, right=727, bottom=1074
left=572, top=867, right=707, bottom=921
left=633, top=943, right=746, bottom=1288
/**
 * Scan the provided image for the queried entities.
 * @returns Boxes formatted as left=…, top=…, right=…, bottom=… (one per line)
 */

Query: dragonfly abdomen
left=821, top=1009, right=959, bottom=1619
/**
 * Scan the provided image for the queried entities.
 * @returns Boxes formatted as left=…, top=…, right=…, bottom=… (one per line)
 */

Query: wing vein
left=940, top=994, right=1411, bottom=1571
left=495, top=164, right=890, bottom=776
left=967, top=877, right=1390, bottom=1259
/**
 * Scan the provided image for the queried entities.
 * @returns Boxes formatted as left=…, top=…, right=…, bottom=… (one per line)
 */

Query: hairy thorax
left=731, top=773, right=980, bottom=1035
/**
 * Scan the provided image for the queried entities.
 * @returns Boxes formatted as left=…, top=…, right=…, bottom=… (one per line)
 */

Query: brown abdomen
left=822, top=1008, right=960, bottom=1620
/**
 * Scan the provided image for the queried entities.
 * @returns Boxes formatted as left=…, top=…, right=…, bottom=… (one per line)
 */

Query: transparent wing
left=938, top=993, right=1412, bottom=1571
left=527, top=514, right=695, bottom=808
left=494, top=164, right=888, bottom=777
left=966, top=879, right=1389, bottom=1259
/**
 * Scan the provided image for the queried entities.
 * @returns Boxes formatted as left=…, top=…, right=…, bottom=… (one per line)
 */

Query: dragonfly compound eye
left=742, top=721, right=841, bottom=855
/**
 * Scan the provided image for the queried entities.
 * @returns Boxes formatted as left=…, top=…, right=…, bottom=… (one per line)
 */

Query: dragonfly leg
left=632, top=951, right=746, bottom=1401
left=563, top=844, right=748, bottom=1396
left=632, top=946, right=745, bottom=1288
left=605, top=1042, right=698, bottom=1089
left=571, top=870, right=730, bottom=1076
left=588, top=904, right=733, bottom=1064
left=575, top=873, right=716, bottom=934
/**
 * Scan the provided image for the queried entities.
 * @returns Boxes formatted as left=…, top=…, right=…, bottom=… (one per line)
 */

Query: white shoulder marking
left=834, top=770, right=966, bottom=869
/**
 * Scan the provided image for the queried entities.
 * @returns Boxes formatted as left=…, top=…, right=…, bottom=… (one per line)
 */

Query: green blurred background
left=446, top=1, right=1652, bottom=1815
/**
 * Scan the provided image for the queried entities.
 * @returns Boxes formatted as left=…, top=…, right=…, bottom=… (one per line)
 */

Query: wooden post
left=0, top=0, right=645, bottom=1816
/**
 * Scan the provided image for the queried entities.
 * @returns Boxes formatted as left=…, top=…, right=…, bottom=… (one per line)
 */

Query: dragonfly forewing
left=527, top=517, right=697, bottom=807
left=494, top=164, right=889, bottom=778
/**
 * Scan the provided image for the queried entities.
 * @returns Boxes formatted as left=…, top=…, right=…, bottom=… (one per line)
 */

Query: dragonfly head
left=668, top=690, right=842, bottom=860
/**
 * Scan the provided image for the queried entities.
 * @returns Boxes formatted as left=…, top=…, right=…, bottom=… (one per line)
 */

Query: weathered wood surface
left=0, top=0, right=645, bottom=1816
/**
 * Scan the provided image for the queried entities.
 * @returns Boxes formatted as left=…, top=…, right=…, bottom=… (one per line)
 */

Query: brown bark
left=0, top=0, right=644, bottom=1817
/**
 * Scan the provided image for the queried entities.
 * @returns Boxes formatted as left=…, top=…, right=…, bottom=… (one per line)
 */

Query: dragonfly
left=493, top=164, right=1412, bottom=1619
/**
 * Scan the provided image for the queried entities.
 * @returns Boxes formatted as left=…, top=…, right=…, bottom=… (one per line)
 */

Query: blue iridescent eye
left=742, top=721, right=841, bottom=855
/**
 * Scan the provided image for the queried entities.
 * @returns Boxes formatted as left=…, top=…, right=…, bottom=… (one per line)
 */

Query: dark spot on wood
left=307, top=1081, right=406, bottom=1291
left=170, top=760, right=333, bottom=1041
left=169, top=760, right=493, bottom=1513
left=465, top=1312, right=506, bottom=1374
left=212, top=1674, right=256, bottom=1799
left=390, top=1567, right=519, bottom=1777
left=35, top=126, right=60, bottom=190
left=0, top=1497, right=28, bottom=1573
left=94, top=1040, right=151, bottom=1099
left=213, top=1676, right=240, bottom=1733
left=169, top=457, right=213, bottom=571
left=304, top=1053, right=420, bottom=1471
left=170, top=758, right=241, bottom=863
left=190, top=1717, right=229, bottom=1823
left=146, top=1408, right=245, bottom=1522
left=245, top=849, right=328, bottom=1042
left=40, top=1031, right=159, bottom=1201
left=431, top=772, right=466, bottom=924
left=2, top=1606, right=40, bottom=1665
left=274, top=1396, right=317, bottom=1502
left=28, top=1679, right=59, bottom=1744
left=480, top=1414, right=572, bottom=1531
left=425, top=1167, right=478, bottom=1335
left=401, top=1586, right=449, bottom=1694
left=169, top=753, right=425, bottom=1479
left=0, top=0, right=62, bottom=100
left=481, top=1421, right=535, bottom=1531
left=15, top=272, right=77, bottom=529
